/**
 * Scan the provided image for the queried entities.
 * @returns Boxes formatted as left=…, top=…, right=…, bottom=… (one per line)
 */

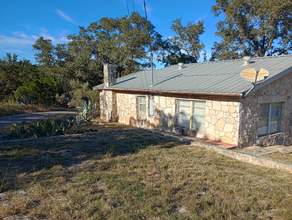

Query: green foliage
left=33, top=36, right=55, bottom=67
left=158, top=18, right=205, bottom=66
left=0, top=53, right=40, bottom=100
left=211, top=0, right=292, bottom=60
left=15, top=74, right=64, bottom=104
left=11, top=116, right=77, bottom=139
left=77, top=100, right=97, bottom=122
left=1, top=14, right=209, bottom=105
left=68, top=12, right=162, bottom=77
left=55, top=79, right=99, bottom=108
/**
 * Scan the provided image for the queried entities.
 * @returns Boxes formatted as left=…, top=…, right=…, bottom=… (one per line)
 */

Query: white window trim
left=176, top=99, right=206, bottom=132
left=259, top=102, right=282, bottom=136
left=138, top=96, right=147, bottom=113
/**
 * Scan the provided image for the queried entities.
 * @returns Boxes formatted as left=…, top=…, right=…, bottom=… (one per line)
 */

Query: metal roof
left=93, top=55, right=292, bottom=96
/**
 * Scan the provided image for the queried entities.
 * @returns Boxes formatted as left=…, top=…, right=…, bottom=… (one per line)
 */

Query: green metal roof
left=93, top=55, right=292, bottom=96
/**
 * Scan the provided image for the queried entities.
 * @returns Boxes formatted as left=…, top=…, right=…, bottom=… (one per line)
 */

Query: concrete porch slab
left=153, top=130, right=237, bottom=149
left=239, top=145, right=292, bottom=156
left=238, top=146, right=278, bottom=156
left=265, top=145, right=292, bottom=154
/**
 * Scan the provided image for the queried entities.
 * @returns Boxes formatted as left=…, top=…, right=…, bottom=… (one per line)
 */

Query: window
left=258, top=103, right=282, bottom=136
left=192, top=101, right=206, bottom=131
left=149, top=96, right=154, bottom=116
left=177, top=100, right=191, bottom=128
left=177, top=100, right=206, bottom=131
left=139, top=96, right=146, bottom=113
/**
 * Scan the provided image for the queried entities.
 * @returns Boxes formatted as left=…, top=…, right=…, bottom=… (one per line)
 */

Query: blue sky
left=0, top=0, right=222, bottom=67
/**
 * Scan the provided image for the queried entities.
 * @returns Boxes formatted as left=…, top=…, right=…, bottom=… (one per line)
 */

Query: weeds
left=0, top=164, right=9, bottom=192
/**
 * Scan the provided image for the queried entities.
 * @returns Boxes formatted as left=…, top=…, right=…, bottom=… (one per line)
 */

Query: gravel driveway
left=0, top=111, right=78, bottom=128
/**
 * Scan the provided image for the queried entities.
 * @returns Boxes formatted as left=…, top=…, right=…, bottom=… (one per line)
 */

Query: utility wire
left=125, top=0, right=130, bottom=17
left=144, top=0, right=147, bottom=19
left=132, top=0, right=135, bottom=11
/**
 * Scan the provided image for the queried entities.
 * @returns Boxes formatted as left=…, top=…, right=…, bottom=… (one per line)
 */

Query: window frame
left=176, top=99, right=206, bottom=132
left=258, top=102, right=282, bottom=136
left=138, top=96, right=146, bottom=113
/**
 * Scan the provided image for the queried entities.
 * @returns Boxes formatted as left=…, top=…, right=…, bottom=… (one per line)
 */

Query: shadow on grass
left=0, top=128, right=183, bottom=192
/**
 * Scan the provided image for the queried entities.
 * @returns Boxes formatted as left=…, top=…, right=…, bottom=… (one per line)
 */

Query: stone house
left=93, top=56, right=292, bottom=147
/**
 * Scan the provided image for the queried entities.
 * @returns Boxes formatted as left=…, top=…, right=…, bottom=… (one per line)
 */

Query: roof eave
left=98, top=87, right=242, bottom=97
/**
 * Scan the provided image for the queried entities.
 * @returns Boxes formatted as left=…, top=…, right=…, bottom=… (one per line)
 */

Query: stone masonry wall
left=116, top=93, right=176, bottom=131
left=99, top=90, right=117, bottom=122
left=205, top=101, right=240, bottom=145
left=239, top=72, right=292, bottom=147
left=102, top=92, right=241, bottom=145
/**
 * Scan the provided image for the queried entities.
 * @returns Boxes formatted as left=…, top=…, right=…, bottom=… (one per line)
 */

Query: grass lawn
left=1, top=128, right=292, bottom=219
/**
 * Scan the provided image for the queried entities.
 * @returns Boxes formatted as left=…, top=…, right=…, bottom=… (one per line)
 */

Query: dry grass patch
left=265, top=152, right=292, bottom=164
left=0, top=102, right=67, bottom=117
left=1, top=129, right=292, bottom=219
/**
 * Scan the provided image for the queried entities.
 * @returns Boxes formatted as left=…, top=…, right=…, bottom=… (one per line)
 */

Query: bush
left=15, top=74, right=64, bottom=104
left=55, top=79, right=99, bottom=109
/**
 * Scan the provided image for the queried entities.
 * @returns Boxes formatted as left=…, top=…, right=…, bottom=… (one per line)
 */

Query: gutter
left=96, top=87, right=242, bottom=97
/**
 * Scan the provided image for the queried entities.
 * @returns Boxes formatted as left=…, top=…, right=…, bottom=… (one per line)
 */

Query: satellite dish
left=241, top=68, right=269, bottom=83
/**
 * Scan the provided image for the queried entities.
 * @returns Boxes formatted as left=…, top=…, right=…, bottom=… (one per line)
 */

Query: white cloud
left=13, top=31, right=31, bottom=39
left=0, top=30, right=70, bottom=52
left=38, top=29, right=70, bottom=44
left=0, top=34, right=35, bottom=48
left=196, top=15, right=208, bottom=23
left=21, top=25, right=31, bottom=30
left=56, top=9, right=75, bottom=24
left=0, top=48, right=30, bottom=54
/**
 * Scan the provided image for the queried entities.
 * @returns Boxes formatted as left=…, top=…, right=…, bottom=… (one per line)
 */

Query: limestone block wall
left=102, top=92, right=241, bottom=145
left=116, top=94, right=176, bottom=131
left=116, top=93, right=137, bottom=125
left=239, top=72, right=292, bottom=147
left=99, top=90, right=117, bottom=122
left=205, top=101, right=240, bottom=145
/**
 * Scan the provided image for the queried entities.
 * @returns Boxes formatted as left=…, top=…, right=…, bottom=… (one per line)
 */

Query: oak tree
left=159, top=18, right=205, bottom=66
left=69, top=12, right=162, bottom=77
left=211, top=0, right=292, bottom=60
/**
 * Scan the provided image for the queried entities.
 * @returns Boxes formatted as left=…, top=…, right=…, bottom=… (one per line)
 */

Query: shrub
left=15, top=74, right=63, bottom=104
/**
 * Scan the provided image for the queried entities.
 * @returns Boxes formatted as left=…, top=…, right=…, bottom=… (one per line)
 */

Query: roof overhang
left=97, top=87, right=242, bottom=97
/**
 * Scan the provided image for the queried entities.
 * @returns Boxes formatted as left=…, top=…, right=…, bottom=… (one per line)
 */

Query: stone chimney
left=104, top=63, right=117, bottom=87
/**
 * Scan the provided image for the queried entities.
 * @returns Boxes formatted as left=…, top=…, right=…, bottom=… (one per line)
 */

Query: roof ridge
left=169, top=54, right=292, bottom=67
